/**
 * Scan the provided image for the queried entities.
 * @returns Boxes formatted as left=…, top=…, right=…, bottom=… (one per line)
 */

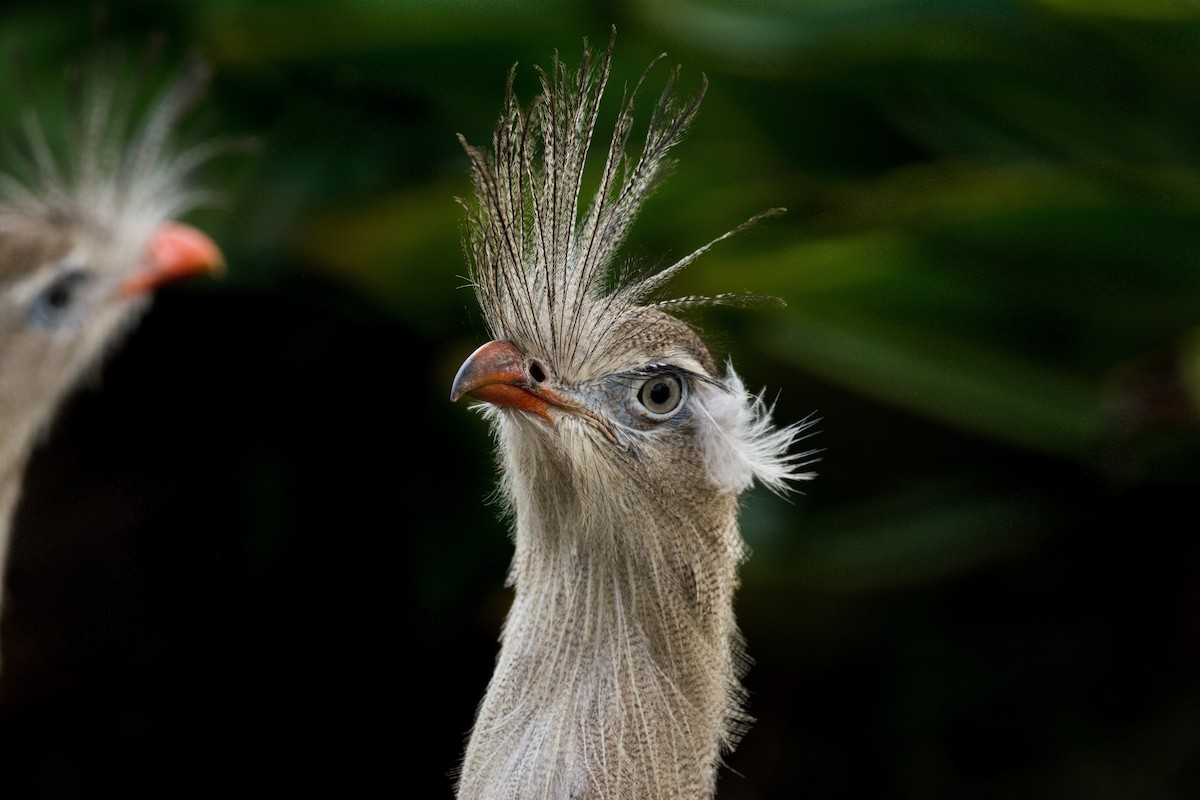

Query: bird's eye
left=30, top=268, right=91, bottom=328
left=634, top=373, right=686, bottom=420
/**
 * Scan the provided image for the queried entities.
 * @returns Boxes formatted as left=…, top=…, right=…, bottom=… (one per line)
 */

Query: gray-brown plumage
left=450, top=35, right=816, bottom=799
left=0, top=54, right=223, bottom=674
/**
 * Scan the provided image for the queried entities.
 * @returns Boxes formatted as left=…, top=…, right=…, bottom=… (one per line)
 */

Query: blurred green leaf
left=767, top=309, right=1105, bottom=459
left=745, top=480, right=1049, bottom=592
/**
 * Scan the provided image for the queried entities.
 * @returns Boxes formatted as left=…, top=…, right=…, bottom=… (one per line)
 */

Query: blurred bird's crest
left=0, top=44, right=220, bottom=266
left=458, top=31, right=781, bottom=382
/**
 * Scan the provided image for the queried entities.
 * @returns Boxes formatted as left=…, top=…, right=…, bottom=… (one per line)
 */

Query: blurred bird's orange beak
left=451, top=340, right=565, bottom=422
left=120, top=221, right=225, bottom=297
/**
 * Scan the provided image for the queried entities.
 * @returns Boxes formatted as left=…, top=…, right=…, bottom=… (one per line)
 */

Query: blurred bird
left=0, top=53, right=224, bottom=675
left=451, top=34, right=816, bottom=799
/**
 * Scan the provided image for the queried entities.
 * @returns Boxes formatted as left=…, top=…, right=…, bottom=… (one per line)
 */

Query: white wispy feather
left=695, top=366, right=819, bottom=496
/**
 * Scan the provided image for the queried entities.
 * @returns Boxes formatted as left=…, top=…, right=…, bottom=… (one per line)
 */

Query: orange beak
left=451, top=340, right=621, bottom=443
left=120, top=221, right=225, bottom=297
left=450, top=340, right=557, bottom=422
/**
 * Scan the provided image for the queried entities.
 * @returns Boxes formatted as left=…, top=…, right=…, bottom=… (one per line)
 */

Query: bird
left=0, top=52, right=224, bottom=676
left=450, top=33, right=816, bottom=799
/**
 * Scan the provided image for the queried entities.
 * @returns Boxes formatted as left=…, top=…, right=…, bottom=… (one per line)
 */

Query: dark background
left=0, top=1, right=1197, bottom=797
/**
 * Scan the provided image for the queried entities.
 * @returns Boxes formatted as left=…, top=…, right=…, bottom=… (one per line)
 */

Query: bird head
left=0, top=54, right=223, bottom=463
left=451, top=34, right=815, bottom=538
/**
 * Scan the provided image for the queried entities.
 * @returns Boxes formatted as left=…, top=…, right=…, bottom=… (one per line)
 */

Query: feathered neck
left=457, top=408, right=748, bottom=800
left=0, top=448, right=29, bottom=607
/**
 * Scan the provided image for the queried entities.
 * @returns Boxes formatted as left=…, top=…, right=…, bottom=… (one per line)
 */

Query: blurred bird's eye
left=634, top=373, right=686, bottom=420
left=30, top=269, right=91, bottom=328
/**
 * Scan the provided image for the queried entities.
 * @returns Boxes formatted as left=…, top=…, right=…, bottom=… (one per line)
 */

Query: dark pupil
left=31, top=269, right=91, bottom=327
left=648, top=380, right=671, bottom=405
left=45, top=270, right=89, bottom=308
left=45, top=282, right=74, bottom=309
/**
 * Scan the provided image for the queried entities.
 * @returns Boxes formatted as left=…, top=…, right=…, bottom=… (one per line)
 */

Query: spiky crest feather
left=459, top=32, right=786, bottom=384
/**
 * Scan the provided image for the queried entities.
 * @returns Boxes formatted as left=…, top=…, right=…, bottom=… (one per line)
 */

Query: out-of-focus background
left=1, top=1, right=1197, bottom=797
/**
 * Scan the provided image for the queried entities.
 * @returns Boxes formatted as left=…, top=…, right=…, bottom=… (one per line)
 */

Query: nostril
left=528, top=360, right=547, bottom=383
